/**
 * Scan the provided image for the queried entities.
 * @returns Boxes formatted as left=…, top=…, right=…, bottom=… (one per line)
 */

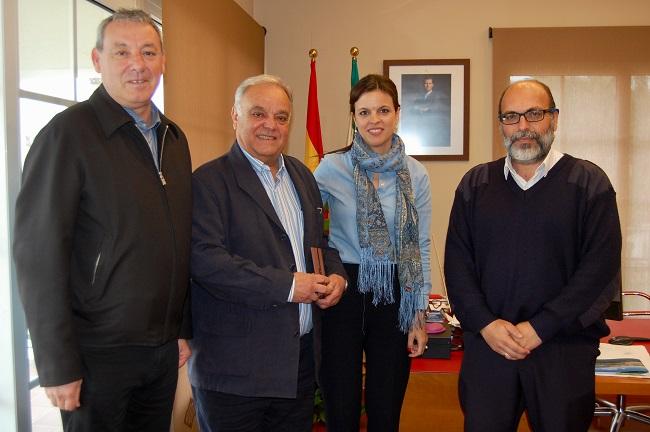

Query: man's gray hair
left=95, top=9, right=162, bottom=51
left=233, top=74, right=293, bottom=116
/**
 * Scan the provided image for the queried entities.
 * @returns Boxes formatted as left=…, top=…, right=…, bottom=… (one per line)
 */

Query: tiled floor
left=30, top=386, right=62, bottom=432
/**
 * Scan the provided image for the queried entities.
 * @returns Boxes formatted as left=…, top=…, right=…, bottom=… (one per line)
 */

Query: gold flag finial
left=350, top=47, right=359, bottom=58
left=309, top=49, right=318, bottom=59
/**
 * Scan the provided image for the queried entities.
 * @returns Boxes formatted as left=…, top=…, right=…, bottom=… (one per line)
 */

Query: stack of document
left=596, top=343, right=650, bottom=378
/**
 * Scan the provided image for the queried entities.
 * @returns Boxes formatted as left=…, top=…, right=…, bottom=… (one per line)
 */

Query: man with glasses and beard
left=444, top=79, right=622, bottom=432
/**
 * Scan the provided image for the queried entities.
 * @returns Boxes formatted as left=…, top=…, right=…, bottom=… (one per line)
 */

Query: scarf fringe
left=398, top=288, right=421, bottom=333
left=358, top=247, right=395, bottom=305
left=358, top=248, right=423, bottom=333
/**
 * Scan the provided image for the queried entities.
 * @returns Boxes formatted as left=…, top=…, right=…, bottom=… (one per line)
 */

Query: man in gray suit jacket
left=189, top=74, right=347, bottom=431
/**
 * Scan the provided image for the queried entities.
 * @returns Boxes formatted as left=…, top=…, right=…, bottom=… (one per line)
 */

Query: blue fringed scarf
left=351, top=133, right=424, bottom=332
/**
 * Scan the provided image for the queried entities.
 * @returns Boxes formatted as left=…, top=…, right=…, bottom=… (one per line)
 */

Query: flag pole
left=304, top=48, right=324, bottom=172
left=346, top=47, right=360, bottom=146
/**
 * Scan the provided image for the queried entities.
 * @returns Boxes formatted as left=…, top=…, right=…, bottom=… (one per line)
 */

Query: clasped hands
left=480, top=319, right=542, bottom=361
left=292, top=272, right=346, bottom=309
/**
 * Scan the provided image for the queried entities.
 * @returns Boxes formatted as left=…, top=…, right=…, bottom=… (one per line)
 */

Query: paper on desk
left=596, top=343, right=650, bottom=378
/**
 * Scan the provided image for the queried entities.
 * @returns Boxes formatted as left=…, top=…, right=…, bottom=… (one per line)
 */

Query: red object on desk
left=602, top=319, right=650, bottom=348
left=411, top=349, right=462, bottom=373
left=412, top=319, right=650, bottom=374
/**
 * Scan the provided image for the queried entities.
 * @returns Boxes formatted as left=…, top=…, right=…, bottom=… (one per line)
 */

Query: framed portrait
left=383, top=59, right=469, bottom=161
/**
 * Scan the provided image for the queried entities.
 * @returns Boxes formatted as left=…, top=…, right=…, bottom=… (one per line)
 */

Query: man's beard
left=503, top=128, right=555, bottom=164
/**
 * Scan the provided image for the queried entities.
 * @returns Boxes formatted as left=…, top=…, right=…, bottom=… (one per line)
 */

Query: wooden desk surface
left=401, top=319, right=650, bottom=431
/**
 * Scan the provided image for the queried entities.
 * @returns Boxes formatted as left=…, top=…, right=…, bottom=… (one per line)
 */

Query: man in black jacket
left=13, top=9, right=191, bottom=431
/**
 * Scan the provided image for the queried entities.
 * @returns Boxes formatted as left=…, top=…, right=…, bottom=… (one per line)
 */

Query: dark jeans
left=192, top=331, right=315, bottom=432
left=319, top=263, right=411, bottom=432
left=60, top=340, right=179, bottom=432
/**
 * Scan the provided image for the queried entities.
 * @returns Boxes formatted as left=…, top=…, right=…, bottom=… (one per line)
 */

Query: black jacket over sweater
left=13, top=85, right=192, bottom=386
left=444, top=155, right=621, bottom=342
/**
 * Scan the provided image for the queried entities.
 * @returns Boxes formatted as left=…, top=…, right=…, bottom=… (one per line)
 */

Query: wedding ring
left=503, top=352, right=510, bottom=359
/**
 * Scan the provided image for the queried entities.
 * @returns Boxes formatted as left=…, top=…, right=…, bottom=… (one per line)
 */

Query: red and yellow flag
left=305, top=57, right=323, bottom=172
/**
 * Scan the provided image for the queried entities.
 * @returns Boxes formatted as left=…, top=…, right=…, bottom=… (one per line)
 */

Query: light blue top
left=314, top=151, right=432, bottom=309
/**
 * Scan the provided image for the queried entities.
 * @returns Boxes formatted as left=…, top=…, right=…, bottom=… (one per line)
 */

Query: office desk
left=596, top=319, right=650, bottom=397
left=400, top=319, right=650, bottom=432
left=594, top=320, right=650, bottom=431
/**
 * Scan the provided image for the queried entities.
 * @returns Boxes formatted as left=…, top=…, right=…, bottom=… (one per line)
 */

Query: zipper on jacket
left=91, top=252, right=101, bottom=286
left=158, top=124, right=169, bottom=186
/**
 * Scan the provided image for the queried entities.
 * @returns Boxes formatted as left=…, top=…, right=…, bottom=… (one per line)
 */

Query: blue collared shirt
left=124, top=104, right=162, bottom=169
left=314, top=151, right=432, bottom=310
left=239, top=144, right=312, bottom=335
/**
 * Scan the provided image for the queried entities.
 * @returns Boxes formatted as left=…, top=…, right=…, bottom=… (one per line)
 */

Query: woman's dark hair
left=327, top=74, right=400, bottom=154
left=349, top=74, right=400, bottom=114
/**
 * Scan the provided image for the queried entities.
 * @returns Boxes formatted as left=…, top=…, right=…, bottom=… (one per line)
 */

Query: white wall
left=95, top=0, right=137, bottom=10
left=95, top=0, right=161, bottom=21
left=253, top=0, right=650, bottom=292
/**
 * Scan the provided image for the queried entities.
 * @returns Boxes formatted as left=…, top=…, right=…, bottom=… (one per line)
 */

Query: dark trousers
left=319, top=264, right=411, bottom=432
left=192, top=331, right=315, bottom=432
left=60, top=340, right=179, bottom=432
left=459, top=332, right=599, bottom=432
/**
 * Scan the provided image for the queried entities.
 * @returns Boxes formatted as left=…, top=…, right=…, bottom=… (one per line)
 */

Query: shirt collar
left=504, top=148, right=563, bottom=180
left=123, top=104, right=161, bottom=132
left=238, top=143, right=286, bottom=177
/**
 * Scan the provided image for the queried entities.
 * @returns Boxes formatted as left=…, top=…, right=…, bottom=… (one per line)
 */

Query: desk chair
left=622, top=291, right=650, bottom=317
left=594, top=291, right=650, bottom=432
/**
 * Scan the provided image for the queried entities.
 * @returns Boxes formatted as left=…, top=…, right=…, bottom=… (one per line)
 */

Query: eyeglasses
left=498, top=107, right=558, bottom=125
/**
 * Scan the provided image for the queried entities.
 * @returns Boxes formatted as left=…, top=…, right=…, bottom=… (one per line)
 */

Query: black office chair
left=593, top=291, right=650, bottom=432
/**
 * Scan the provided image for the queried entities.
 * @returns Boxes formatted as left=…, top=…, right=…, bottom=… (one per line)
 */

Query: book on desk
left=596, top=343, right=650, bottom=378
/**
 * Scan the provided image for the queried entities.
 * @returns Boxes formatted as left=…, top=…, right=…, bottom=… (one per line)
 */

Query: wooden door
left=163, top=0, right=264, bottom=169
left=162, top=2, right=263, bottom=430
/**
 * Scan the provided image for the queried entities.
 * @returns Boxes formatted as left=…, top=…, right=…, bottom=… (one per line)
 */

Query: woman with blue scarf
left=314, top=74, right=432, bottom=431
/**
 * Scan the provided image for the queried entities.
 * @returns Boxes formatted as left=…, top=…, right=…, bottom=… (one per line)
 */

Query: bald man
left=444, top=80, right=622, bottom=432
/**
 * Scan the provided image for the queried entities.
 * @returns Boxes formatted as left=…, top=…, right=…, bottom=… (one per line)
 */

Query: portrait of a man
left=400, top=74, right=451, bottom=148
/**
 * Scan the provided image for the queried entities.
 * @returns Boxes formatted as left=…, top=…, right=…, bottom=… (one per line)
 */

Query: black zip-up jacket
left=13, top=85, right=192, bottom=387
